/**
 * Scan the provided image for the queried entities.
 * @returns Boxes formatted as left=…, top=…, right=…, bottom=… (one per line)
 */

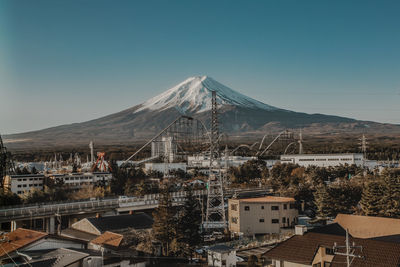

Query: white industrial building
left=144, top=162, right=187, bottom=173
left=188, top=155, right=256, bottom=168
left=49, top=172, right=112, bottom=189
left=280, top=153, right=364, bottom=167
left=3, top=174, right=45, bottom=195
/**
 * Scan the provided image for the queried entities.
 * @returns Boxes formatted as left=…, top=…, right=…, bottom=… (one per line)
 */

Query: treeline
left=229, top=160, right=400, bottom=219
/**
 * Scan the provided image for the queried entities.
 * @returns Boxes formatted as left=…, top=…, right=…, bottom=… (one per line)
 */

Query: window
left=325, top=248, right=334, bottom=255
left=231, top=204, right=238, bottom=211
left=261, top=205, right=264, bottom=209
left=17, top=191, right=22, bottom=194
left=313, top=263, right=321, bottom=267
left=271, top=219, right=279, bottom=224
left=244, top=206, right=250, bottom=211
left=324, top=262, right=331, bottom=267
left=282, top=217, right=286, bottom=223
left=271, top=206, right=279, bottom=210
left=17, top=185, right=21, bottom=188
left=283, top=204, right=287, bottom=210
left=290, top=203, right=295, bottom=209
left=259, top=219, right=264, bottom=222
left=231, top=217, right=238, bottom=224
left=23, top=185, right=27, bottom=187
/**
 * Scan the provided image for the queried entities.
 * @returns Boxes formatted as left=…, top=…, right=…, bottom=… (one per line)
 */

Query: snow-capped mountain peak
left=134, top=76, right=277, bottom=114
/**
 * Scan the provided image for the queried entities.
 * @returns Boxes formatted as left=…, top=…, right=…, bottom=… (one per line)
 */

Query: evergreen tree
left=177, top=187, right=202, bottom=259
left=381, top=174, right=400, bottom=218
left=313, top=184, right=333, bottom=219
left=360, top=180, right=384, bottom=216
left=152, top=185, right=177, bottom=256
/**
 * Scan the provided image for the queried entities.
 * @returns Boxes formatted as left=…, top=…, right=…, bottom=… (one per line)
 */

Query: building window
left=325, top=248, right=334, bottom=255
left=283, top=204, right=287, bottom=210
left=271, top=206, right=279, bottom=210
left=261, top=206, right=264, bottom=209
left=17, top=185, right=21, bottom=188
left=290, top=203, right=295, bottom=209
left=244, top=206, right=250, bottom=211
left=282, top=217, right=286, bottom=223
left=324, top=262, right=331, bottom=267
left=271, top=219, right=279, bottom=224
left=231, top=204, right=238, bottom=211
left=313, top=263, right=321, bottom=267
left=231, top=217, right=238, bottom=224
left=259, top=219, right=264, bottom=222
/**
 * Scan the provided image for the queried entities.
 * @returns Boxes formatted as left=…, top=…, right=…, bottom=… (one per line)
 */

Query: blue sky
left=1, top=0, right=400, bottom=134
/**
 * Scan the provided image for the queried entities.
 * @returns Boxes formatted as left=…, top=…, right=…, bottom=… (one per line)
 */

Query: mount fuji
left=5, top=76, right=400, bottom=147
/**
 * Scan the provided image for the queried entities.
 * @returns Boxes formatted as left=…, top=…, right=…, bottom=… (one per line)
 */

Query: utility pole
left=333, top=229, right=364, bottom=267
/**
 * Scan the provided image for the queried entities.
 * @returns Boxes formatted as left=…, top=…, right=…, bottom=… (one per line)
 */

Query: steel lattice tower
left=0, top=134, right=15, bottom=185
left=204, top=91, right=226, bottom=229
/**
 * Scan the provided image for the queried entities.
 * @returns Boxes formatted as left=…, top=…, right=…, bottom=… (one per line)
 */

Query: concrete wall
left=229, top=199, right=298, bottom=235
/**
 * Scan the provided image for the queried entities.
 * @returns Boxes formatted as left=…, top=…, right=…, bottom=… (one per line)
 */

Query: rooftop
left=90, top=231, right=123, bottom=248
left=264, top=232, right=400, bottom=267
left=0, top=228, right=47, bottom=258
left=86, top=212, right=154, bottom=233
left=237, top=196, right=295, bottom=203
left=334, top=214, right=400, bottom=238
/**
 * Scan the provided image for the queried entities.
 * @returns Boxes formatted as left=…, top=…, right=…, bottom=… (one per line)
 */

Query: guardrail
left=0, top=188, right=269, bottom=223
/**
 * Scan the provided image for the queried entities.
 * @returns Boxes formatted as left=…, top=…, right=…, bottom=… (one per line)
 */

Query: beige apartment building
left=228, top=196, right=298, bottom=235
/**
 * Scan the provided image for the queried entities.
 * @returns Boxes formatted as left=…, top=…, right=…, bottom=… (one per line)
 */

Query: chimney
left=295, top=225, right=307, bottom=235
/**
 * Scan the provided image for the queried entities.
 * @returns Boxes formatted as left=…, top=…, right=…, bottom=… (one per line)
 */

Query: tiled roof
left=308, top=223, right=347, bottom=236
left=0, top=228, right=47, bottom=257
left=91, top=231, right=123, bottom=248
left=264, top=232, right=400, bottom=267
left=334, top=214, right=400, bottom=238
left=87, top=212, right=153, bottom=233
left=239, top=196, right=295, bottom=203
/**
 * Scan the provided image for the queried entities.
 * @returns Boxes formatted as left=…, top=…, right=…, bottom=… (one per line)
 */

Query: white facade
left=4, top=174, right=45, bottom=195
left=50, top=172, right=112, bottom=189
left=208, top=247, right=236, bottom=267
left=145, top=163, right=186, bottom=173
left=280, top=153, right=364, bottom=168
left=188, top=155, right=256, bottom=168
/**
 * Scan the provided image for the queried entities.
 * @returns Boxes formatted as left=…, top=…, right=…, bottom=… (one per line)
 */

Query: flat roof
left=237, top=196, right=295, bottom=203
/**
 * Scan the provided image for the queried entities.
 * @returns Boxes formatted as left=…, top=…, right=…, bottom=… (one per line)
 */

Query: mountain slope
left=4, top=76, right=400, bottom=148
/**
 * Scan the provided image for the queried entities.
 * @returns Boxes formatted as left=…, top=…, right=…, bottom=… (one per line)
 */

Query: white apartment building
left=280, top=153, right=364, bottom=168
left=228, top=196, right=298, bottom=236
left=3, top=174, right=45, bottom=195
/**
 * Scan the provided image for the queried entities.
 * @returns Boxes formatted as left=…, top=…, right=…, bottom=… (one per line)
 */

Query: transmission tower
left=0, top=134, right=15, bottom=185
left=359, top=134, right=368, bottom=159
left=204, top=91, right=226, bottom=230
